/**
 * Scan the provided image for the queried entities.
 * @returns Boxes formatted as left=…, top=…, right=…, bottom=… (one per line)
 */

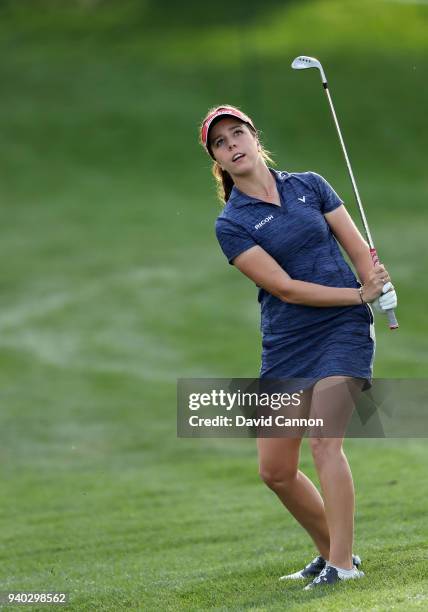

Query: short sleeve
left=310, top=172, right=344, bottom=214
left=215, top=217, right=257, bottom=265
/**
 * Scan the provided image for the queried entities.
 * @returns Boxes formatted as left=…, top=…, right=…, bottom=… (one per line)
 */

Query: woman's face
left=209, top=117, right=260, bottom=176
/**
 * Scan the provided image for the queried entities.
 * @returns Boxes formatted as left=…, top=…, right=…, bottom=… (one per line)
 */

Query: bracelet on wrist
left=358, top=287, right=365, bottom=304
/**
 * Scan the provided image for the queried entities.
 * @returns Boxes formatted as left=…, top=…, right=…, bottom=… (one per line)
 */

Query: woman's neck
left=233, top=163, right=279, bottom=203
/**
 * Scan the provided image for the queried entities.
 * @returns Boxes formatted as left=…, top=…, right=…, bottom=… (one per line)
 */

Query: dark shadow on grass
left=143, top=0, right=304, bottom=30
left=0, top=0, right=307, bottom=36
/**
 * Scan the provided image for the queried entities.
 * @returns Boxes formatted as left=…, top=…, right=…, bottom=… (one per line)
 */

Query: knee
left=309, top=438, right=343, bottom=467
left=259, top=464, right=298, bottom=491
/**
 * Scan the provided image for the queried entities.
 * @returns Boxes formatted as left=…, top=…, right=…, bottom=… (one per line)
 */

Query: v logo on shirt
left=298, top=196, right=306, bottom=203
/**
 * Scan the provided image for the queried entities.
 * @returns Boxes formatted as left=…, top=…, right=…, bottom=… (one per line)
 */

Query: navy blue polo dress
left=215, top=169, right=375, bottom=390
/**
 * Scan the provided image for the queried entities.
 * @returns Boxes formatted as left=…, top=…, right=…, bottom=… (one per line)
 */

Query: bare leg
left=258, top=436, right=330, bottom=559
left=308, top=376, right=364, bottom=570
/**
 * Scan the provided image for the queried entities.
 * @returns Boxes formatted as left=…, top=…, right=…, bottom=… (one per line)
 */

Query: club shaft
left=323, top=86, right=374, bottom=248
left=322, top=84, right=398, bottom=329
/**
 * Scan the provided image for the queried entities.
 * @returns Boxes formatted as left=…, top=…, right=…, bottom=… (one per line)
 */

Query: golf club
left=291, top=55, right=398, bottom=330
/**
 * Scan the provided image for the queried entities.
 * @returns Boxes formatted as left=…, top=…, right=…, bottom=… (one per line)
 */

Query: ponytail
left=212, top=163, right=234, bottom=203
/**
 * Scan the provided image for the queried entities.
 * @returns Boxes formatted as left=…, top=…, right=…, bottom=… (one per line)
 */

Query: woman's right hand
left=361, top=263, right=391, bottom=303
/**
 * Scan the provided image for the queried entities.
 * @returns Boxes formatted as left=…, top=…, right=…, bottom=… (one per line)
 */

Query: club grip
left=386, top=309, right=399, bottom=330
left=370, top=248, right=399, bottom=330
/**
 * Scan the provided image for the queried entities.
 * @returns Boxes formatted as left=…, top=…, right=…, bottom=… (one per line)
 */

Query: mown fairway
left=0, top=1, right=427, bottom=610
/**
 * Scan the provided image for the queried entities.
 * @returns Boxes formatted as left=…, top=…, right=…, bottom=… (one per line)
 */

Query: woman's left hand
left=372, top=281, right=397, bottom=313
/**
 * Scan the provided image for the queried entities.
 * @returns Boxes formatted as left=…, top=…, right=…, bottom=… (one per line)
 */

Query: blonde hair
left=200, top=105, right=275, bottom=204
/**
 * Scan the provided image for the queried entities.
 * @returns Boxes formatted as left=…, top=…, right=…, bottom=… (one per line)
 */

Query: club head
left=291, top=55, right=327, bottom=84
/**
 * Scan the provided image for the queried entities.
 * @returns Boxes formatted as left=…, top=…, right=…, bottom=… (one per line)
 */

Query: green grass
left=1, top=433, right=428, bottom=609
left=0, top=0, right=427, bottom=609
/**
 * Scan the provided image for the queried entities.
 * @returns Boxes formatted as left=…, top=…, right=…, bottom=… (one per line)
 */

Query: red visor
left=200, top=106, right=255, bottom=155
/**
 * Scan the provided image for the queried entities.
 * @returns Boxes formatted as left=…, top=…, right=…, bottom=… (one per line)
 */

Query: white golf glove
left=371, top=281, right=397, bottom=314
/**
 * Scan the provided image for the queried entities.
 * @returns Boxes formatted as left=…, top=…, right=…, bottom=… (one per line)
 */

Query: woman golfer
left=199, top=105, right=397, bottom=590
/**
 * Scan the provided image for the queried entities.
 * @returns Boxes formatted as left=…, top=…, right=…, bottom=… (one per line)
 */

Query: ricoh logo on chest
left=255, top=215, right=274, bottom=230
